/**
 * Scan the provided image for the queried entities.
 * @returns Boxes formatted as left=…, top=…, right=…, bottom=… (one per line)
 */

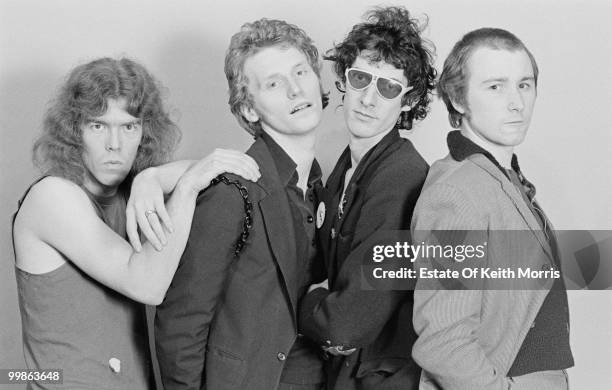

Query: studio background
left=1, top=0, right=611, bottom=389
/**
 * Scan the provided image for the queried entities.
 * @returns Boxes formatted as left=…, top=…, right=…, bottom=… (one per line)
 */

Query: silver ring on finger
left=145, top=210, right=157, bottom=218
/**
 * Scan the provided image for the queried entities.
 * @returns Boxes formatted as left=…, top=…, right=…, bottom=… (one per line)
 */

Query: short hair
left=224, top=18, right=328, bottom=137
left=438, top=28, right=539, bottom=128
left=325, top=6, right=436, bottom=130
left=33, top=57, right=181, bottom=186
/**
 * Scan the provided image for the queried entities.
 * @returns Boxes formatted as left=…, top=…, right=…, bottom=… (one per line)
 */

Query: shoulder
left=370, top=138, right=429, bottom=189
left=192, top=173, right=262, bottom=223
left=423, top=155, right=500, bottom=197
left=21, top=176, right=91, bottom=214
left=14, top=176, right=99, bottom=241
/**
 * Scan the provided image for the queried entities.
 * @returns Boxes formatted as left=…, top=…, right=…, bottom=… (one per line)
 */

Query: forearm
left=143, top=160, right=196, bottom=194
left=123, top=180, right=197, bottom=304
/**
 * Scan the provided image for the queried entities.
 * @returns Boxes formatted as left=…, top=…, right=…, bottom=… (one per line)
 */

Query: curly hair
left=33, top=57, right=181, bottom=186
left=225, top=18, right=329, bottom=137
left=325, top=6, right=436, bottom=130
left=438, top=28, right=539, bottom=128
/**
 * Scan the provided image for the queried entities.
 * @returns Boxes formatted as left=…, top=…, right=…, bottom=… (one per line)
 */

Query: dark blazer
left=155, top=137, right=314, bottom=390
left=299, top=129, right=428, bottom=390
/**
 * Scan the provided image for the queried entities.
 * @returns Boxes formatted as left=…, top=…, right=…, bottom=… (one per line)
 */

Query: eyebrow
left=481, top=76, right=535, bottom=84
left=86, top=119, right=141, bottom=126
left=261, top=61, right=308, bottom=81
left=353, top=67, right=405, bottom=84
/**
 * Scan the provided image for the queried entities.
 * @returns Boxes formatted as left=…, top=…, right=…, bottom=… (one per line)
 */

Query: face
left=241, top=45, right=323, bottom=137
left=81, top=98, right=143, bottom=196
left=456, top=47, right=537, bottom=152
left=343, top=55, right=410, bottom=141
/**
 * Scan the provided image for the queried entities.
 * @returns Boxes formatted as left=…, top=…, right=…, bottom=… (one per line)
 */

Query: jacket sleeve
left=410, top=182, right=510, bottom=390
left=154, top=183, right=245, bottom=390
left=299, top=156, right=426, bottom=348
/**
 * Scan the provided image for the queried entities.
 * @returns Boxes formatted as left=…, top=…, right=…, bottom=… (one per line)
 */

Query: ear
left=240, top=105, right=259, bottom=123
left=450, top=98, right=466, bottom=114
left=400, top=104, right=412, bottom=112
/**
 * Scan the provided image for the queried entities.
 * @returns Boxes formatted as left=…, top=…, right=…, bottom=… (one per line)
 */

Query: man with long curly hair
left=298, top=6, right=434, bottom=390
left=12, top=57, right=258, bottom=389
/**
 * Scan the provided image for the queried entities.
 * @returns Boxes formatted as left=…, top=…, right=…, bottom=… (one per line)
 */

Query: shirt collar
left=447, top=130, right=536, bottom=200
left=448, top=130, right=516, bottom=180
left=260, top=131, right=321, bottom=188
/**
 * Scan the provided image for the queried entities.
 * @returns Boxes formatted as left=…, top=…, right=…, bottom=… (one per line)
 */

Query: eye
left=124, top=123, right=140, bottom=132
left=89, top=122, right=105, bottom=132
left=296, top=68, right=309, bottom=77
left=519, top=82, right=533, bottom=90
left=489, top=84, right=501, bottom=91
left=266, top=80, right=281, bottom=90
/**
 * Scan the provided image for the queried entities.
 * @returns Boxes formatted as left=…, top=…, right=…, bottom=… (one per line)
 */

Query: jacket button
left=307, top=215, right=314, bottom=223
left=277, top=352, right=286, bottom=361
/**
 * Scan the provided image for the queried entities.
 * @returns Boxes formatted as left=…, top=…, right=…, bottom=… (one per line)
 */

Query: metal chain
left=210, top=174, right=253, bottom=258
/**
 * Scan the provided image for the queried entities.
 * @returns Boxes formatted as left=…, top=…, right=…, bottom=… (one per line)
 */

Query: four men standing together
left=13, top=5, right=573, bottom=390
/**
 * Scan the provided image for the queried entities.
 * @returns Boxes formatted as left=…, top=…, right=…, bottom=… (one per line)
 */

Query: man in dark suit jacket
left=155, top=18, right=329, bottom=390
left=298, top=7, right=435, bottom=390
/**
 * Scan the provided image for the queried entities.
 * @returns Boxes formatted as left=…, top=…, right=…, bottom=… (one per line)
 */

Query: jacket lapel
left=336, top=129, right=400, bottom=234
left=322, top=147, right=351, bottom=281
left=247, top=139, right=299, bottom=319
left=469, top=155, right=554, bottom=261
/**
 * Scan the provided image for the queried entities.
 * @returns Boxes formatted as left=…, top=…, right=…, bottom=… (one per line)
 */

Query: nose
left=360, top=83, right=377, bottom=107
left=508, top=87, right=525, bottom=112
left=105, top=127, right=121, bottom=151
left=286, top=76, right=303, bottom=99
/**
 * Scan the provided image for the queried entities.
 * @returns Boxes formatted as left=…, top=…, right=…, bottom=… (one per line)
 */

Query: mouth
left=505, top=120, right=524, bottom=125
left=290, top=102, right=313, bottom=114
left=354, top=110, right=376, bottom=120
left=104, top=160, right=124, bottom=166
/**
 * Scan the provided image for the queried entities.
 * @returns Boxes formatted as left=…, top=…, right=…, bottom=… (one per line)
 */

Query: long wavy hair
left=325, top=6, right=436, bottom=130
left=225, top=18, right=329, bottom=137
left=33, top=57, right=181, bottom=186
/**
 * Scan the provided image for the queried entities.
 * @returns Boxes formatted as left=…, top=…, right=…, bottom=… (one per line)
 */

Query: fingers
left=147, top=211, right=167, bottom=247
left=209, top=149, right=261, bottom=181
left=126, top=206, right=142, bottom=252
left=323, top=346, right=357, bottom=356
left=155, top=196, right=174, bottom=233
left=136, top=211, right=163, bottom=251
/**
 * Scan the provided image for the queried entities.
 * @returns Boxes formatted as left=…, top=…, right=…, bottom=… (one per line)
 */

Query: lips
left=103, top=160, right=124, bottom=166
left=290, top=102, right=312, bottom=114
left=354, top=110, right=376, bottom=120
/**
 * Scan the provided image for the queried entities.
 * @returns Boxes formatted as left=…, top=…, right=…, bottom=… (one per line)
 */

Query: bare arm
left=21, top=155, right=236, bottom=305
left=127, top=149, right=260, bottom=250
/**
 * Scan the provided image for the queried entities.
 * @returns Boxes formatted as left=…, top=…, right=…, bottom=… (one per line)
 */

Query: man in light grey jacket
left=411, top=28, right=573, bottom=390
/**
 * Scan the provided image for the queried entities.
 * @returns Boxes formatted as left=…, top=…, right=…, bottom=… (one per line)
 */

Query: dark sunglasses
left=345, top=68, right=413, bottom=100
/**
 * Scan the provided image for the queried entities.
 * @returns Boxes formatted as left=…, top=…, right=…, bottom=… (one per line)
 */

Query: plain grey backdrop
left=1, top=0, right=611, bottom=388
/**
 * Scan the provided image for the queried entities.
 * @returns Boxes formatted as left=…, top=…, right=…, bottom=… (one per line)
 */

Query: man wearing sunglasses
left=411, top=28, right=573, bottom=389
left=298, top=6, right=434, bottom=390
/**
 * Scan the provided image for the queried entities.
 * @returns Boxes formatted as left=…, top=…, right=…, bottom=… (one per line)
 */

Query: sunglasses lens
left=347, top=69, right=372, bottom=89
left=377, top=78, right=403, bottom=99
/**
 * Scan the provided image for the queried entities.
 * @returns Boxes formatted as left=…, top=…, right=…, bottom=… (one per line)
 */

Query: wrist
left=174, top=177, right=199, bottom=200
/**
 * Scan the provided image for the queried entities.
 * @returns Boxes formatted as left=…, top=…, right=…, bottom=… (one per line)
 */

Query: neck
left=348, top=127, right=393, bottom=165
left=460, top=127, right=513, bottom=168
left=264, top=129, right=315, bottom=191
left=83, top=175, right=119, bottom=198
